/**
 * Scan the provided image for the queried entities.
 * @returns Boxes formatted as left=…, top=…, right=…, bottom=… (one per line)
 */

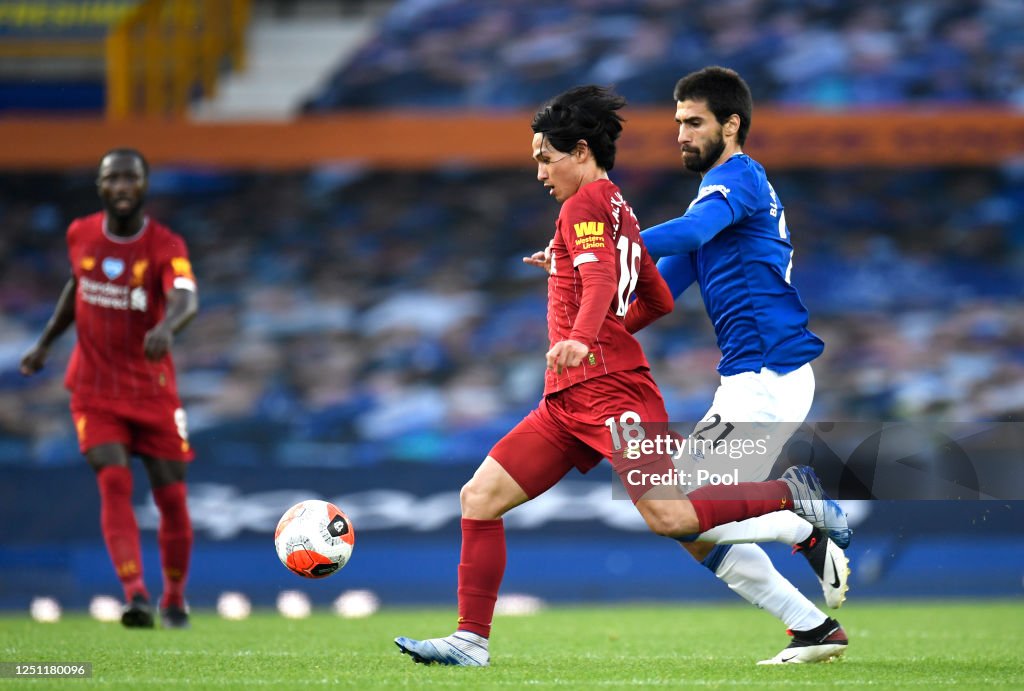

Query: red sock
left=152, top=482, right=192, bottom=609
left=96, top=465, right=147, bottom=602
left=456, top=518, right=505, bottom=638
left=689, top=480, right=793, bottom=533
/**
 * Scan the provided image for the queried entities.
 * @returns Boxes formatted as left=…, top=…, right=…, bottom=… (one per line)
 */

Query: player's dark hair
left=98, top=147, right=149, bottom=177
left=531, top=85, right=626, bottom=171
left=673, top=66, right=753, bottom=146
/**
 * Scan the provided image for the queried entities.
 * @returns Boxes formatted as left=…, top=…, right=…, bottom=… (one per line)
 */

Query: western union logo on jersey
left=574, top=221, right=604, bottom=238
left=573, top=221, right=606, bottom=249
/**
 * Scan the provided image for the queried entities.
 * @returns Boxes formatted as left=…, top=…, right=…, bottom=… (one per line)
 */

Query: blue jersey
left=641, top=153, right=823, bottom=376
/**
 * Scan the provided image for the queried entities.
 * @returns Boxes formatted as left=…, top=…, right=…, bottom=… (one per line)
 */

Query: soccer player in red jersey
left=395, top=86, right=849, bottom=666
left=20, top=148, right=198, bottom=630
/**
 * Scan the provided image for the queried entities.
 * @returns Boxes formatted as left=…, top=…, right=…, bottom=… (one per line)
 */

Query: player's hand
left=143, top=323, right=174, bottom=360
left=546, top=339, right=590, bottom=375
left=19, top=343, right=49, bottom=376
left=522, top=239, right=554, bottom=274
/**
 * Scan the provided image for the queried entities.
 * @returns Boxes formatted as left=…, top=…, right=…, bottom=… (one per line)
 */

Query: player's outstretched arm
left=640, top=195, right=733, bottom=257
left=20, top=276, right=77, bottom=376
left=143, top=287, right=198, bottom=361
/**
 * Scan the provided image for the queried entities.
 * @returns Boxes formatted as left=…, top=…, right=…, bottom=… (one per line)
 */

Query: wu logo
left=573, top=221, right=604, bottom=238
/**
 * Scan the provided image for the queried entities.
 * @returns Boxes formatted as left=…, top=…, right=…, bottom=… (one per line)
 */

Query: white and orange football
left=274, top=500, right=355, bottom=578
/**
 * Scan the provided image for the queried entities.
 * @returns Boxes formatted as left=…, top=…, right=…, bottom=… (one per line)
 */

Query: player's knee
left=459, top=477, right=503, bottom=519
left=86, top=443, right=130, bottom=472
left=142, top=457, right=187, bottom=488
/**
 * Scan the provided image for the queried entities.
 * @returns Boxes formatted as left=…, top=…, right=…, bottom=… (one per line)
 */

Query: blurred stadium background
left=1, top=0, right=1023, bottom=613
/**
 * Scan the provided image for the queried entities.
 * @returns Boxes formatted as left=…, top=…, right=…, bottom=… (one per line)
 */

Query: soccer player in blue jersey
left=640, top=66, right=849, bottom=664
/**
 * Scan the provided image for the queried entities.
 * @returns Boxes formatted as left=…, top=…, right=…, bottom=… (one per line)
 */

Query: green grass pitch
left=2, top=600, right=1022, bottom=688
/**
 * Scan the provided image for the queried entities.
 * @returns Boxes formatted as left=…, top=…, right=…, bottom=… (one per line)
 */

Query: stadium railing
left=106, top=0, right=251, bottom=118
left=0, top=0, right=250, bottom=118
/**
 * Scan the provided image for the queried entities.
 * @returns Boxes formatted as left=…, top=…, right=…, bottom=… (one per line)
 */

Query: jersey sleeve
left=159, top=233, right=197, bottom=294
left=568, top=261, right=618, bottom=346
left=656, top=252, right=698, bottom=298
left=702, top=162, right=759, bottom=224
left=559, top=189, right=619, bottom=346
left=559, top=190, right=618, bottom=269
left=640, top=161, right=764, bottom=256
left=640, top=198, right=733, bottom=256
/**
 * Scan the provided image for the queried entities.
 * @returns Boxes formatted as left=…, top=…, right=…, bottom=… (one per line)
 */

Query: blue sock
left=700, top=543, right=733, bottom=573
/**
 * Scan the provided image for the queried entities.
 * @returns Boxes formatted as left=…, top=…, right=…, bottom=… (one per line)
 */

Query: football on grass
left=274, top=500, right=355, bottom=578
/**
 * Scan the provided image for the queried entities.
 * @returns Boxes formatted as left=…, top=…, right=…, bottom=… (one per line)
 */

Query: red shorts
left=70, top=393, right=195, bottom=462
left=489, top=369, right=675, bottom=503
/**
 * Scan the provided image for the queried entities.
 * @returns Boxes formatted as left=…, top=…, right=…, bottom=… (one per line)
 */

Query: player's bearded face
left=676, top=99, right=728, bottom=174
left=683, top=128, right=726, bottom=174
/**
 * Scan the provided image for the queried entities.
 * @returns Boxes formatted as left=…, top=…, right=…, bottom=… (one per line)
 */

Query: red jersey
left=545, top=179, right=667, bottom=395
left=65, top=212, right=196, bottom=400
